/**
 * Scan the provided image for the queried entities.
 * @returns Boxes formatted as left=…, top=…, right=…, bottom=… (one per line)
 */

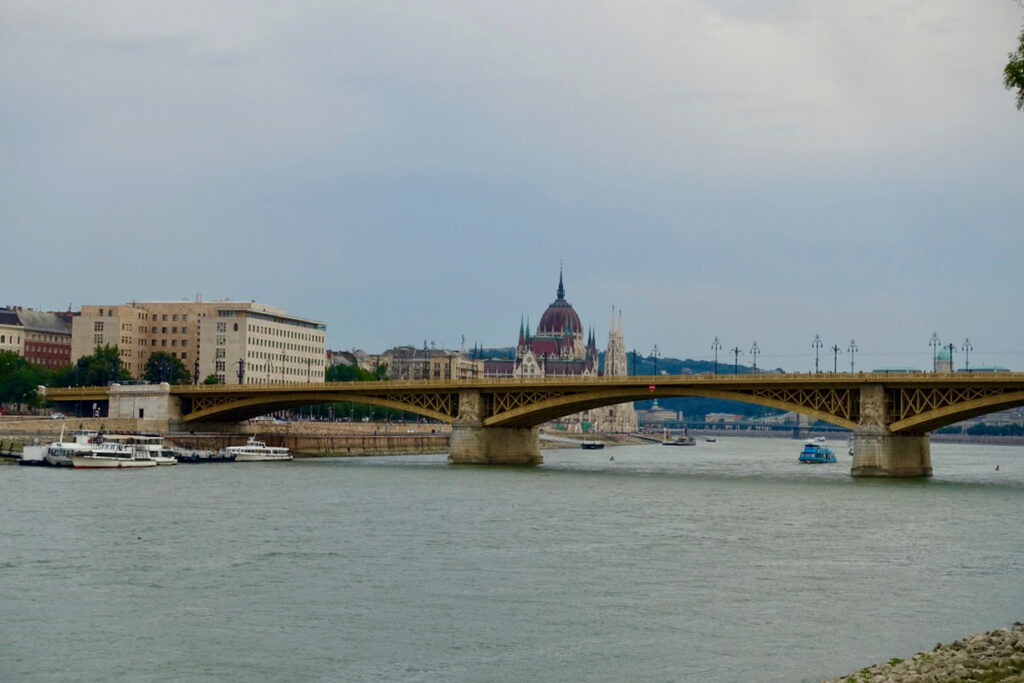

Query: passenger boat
left=44, top=428, right=100, bottom=467
left=662, top=429, right=696, bottom=446
left=580, top=440, right=605, bottom=450
left=103, top=434, right=178, bottom=465
left=224, top=437, right=292, bottom=462
left=798, top=439, right=836, bottom=464
left=69, top=441, right=157, bottom=468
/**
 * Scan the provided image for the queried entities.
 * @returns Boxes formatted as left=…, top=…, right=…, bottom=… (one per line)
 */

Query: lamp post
left=946, top=342, right=956, bottom=372
left=749, top=341, right=760, bottom=373
left=930, top=332, right=941, bottom=372
left=631, top=349, right=637, bottom=375
left=812, top=334, right=823, bottom=373
left=193, top=359, right=199, bottom=385
left=962, top=338, right=973, bottom=372
left=712, top=337, right=722, bottom=375
left=847, top=339, right=858, bottom=373
left=281, top=350, right=286, bottom=383
left=237, top=359, right=245, bottom=385
left=307, top=357, right=311, bottom=382
left=651, top=344, right=660, bottom=375
left=730, top=346, right=743, bottom=374
left=829, top=344, right=841, bottom=373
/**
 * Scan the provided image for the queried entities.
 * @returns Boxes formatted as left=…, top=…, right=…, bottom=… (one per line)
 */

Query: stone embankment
left=822, top=623, right=1024, bottom=682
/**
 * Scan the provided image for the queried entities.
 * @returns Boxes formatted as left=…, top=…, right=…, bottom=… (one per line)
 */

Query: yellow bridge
left=45, top=372, right=1024, bottom=477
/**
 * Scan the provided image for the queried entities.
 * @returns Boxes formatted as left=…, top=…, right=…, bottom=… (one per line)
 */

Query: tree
left=143, top=352, right=191, bottom=384
left=50, top=345, right=130, bottom=387
left=0, top=351, right=47, bottom=408
left=203, top=374, right=223, bottom=385
left=1007, top=10, right=1024, bottom=110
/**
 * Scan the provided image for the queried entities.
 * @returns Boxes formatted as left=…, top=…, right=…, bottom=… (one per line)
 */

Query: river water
left=2, top=437, right=1022, bottom=682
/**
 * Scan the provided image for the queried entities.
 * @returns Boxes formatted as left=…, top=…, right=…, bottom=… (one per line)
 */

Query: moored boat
left=224, top=437, right=291, bottom=462
left=580, top=440, right=605, bottom=450
left=173, top=448, right=235, bottom=464
left=69, top=441, right=157, bottom=468
left=798, top=439, right=836, bottom=464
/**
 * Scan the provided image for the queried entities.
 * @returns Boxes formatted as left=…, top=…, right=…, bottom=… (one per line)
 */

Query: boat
left=102, top=434, right=179, bottom=465
left=18, top=445, right=49, bottom=466
left=224, top=437, right=292, bottom=462
left=43, top=428, right=100, bottom=467
left=662, top=429, right=696, bottom=446
left=172, top=448, right=235, bottom=464
left=580, top=440, right=605, bottom=450
left=705, top=438, right=717, bottom=443
left=798, top=439, right=836, bottom=464
left=68, top=440, right=157, bottom=468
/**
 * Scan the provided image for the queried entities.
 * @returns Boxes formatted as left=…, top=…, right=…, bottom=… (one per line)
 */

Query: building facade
left=18, top=309, right=73, bottom=369
left=0, top=309, right=24, bottom=356
left=71, top=298, right=326, bottom=384
left=382, top=346, right=483, bottom=380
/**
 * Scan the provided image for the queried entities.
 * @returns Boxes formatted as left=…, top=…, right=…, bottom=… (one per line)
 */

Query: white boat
left=103, top=434, right=178, bottom=465
left=69, top=441, right=157, bottom=469
left=44, top=428, right=100, bottom=467
left=224, top=437, right=292, bottom=462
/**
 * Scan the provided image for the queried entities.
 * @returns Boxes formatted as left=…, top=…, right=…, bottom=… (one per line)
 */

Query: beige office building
left=71, top=299, right=326, bottom=384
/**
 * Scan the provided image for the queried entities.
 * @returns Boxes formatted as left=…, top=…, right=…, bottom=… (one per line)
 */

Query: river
left=2, top=436, right=1022, bottom=682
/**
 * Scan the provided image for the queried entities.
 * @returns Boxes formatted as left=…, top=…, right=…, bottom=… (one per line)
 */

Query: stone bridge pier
left=850, top=385, right=932, bottom=478
left=448, top=390, right=542, bottom=465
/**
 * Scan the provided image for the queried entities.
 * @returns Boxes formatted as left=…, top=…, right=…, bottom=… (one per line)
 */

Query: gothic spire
left=557, top=265, right=565, bottom=300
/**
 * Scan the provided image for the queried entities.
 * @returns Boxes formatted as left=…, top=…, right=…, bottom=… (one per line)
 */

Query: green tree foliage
left=49, top=345, right=130, bottom=387
left=326, top=363, right=377, bottom=382
left=203, top=374, right=223, bottom=385
left=1006, top=23, right=1024, bottom=110
left=143, top=352, right=191, bottom=384
left=0, top=351, right=47, bottom=407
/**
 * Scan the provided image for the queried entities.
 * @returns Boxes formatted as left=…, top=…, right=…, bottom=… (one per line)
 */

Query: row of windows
left=96, top=309, right=188, bottom=323
left=0, top=334, right=21, bottom=344
left=24, top=344, right=68, bottom=356
left=27, top=333, right=68, bottom=343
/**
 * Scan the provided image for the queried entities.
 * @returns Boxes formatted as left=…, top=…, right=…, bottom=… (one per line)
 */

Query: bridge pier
left=448, top=390, right=542, bottom=465
left=850, top=384, right=931, bottom=477
left=850, top=429, right=931, bottom=478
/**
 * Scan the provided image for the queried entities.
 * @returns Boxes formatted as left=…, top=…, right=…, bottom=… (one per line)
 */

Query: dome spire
left=557, top=264, right=565, bottom=300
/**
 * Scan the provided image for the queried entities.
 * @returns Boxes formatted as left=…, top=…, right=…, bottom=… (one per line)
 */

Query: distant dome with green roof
left=937, top=347, right=952, bottom=360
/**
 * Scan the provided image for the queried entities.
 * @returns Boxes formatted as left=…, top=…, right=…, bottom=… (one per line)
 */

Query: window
left=162, top=314, right=167, bottom=321
left=94, top=334, right=103, bottom=345
left=216, top=322, right=226, bottom=333
left=172, top=314, right=178, bottom=321
left=181, top=352, right=187, bottom=359
left=94, top=321, right=104, bottom=332
left=172, top=327, right=177, bottom=334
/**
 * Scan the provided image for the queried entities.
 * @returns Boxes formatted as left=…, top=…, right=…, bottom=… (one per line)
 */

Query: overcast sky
left=2, top=1, right=1021, bottom=372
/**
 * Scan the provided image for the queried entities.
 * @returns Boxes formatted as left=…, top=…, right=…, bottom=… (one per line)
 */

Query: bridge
left=43, top=372, right=1024, bottom=477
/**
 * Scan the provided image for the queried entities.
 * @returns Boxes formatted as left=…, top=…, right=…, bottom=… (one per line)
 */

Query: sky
left=2, top=1, right=1022, bottom=372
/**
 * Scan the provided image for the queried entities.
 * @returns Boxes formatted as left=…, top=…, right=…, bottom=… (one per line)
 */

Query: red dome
left=537, top=299, right=582, bottom=336
left=536, top=272, right=581, bottom=337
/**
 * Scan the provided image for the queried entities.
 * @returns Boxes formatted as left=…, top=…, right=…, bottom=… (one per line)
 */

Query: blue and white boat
left=798, top=438, right=836, bottom=464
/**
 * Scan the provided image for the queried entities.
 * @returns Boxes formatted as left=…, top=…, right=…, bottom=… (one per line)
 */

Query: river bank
left=821, top=622, right=1024, bottom=682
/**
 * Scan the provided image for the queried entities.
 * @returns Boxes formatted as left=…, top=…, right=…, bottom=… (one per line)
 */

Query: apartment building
left=381, top=346, right=483, bottom=380
left=0, top=309, right=23, bottom=356
left=71, top=298, right=326, bottom=384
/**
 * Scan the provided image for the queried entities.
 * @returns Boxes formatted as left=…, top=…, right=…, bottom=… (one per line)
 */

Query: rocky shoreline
left=821, top=623, right=1024, bottom=682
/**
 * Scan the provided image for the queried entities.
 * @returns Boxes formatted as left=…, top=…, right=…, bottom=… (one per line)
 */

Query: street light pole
left=749, top=342, right=760, bottom=373
left=651, top=344, right=660, bottom=375
left=712, top=336, right=721, bottom=375
left=730, top=346, right=743, bottom=374
left=946, top=343, right=956, bottom=372
left=930, top=332, right=941, bottom=372
left=829, top=344, right=841, bottom=373
left=962, top=338, right=973, bottom=372
left=812, top=334, right=823, bottom=373
left=847, top=339, right=858, bottom=373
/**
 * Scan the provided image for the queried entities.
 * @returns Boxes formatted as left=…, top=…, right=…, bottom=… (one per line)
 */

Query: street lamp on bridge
left=930, top=332, right=941, bottom=372
left=848, top=339, right=858, bottom=373
left=651, top=344, right=660, bottom=375
left=731, top=346, right=743, bottom=375
left=962, top=338, right=973, bottom=372
left=946, top=343, right=956, bottom=372
left=749, top=341, right=760, bottom=373
left=830, top=344, right=841, bottom=373
left=812, top=334, right=823, bottom=373
left=712, top=337, right=721, bottom=375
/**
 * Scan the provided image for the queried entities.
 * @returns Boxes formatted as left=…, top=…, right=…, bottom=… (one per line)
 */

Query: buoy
left=609, top=456, right=615, bottom=461
left=995, top=465, right=1000, bottom=471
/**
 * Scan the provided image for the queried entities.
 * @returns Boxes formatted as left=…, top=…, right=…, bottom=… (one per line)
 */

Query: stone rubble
left=821, top=622, right=1024, bottom=683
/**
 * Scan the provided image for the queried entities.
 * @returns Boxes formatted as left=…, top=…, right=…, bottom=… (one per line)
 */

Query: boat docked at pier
left=798, top=439, right=836, bottom=464
left=43, top=428, right=100, bottom=467
left=223, top=437, right=291, bottom=462
left=68, top=440, right=157, bottom=468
